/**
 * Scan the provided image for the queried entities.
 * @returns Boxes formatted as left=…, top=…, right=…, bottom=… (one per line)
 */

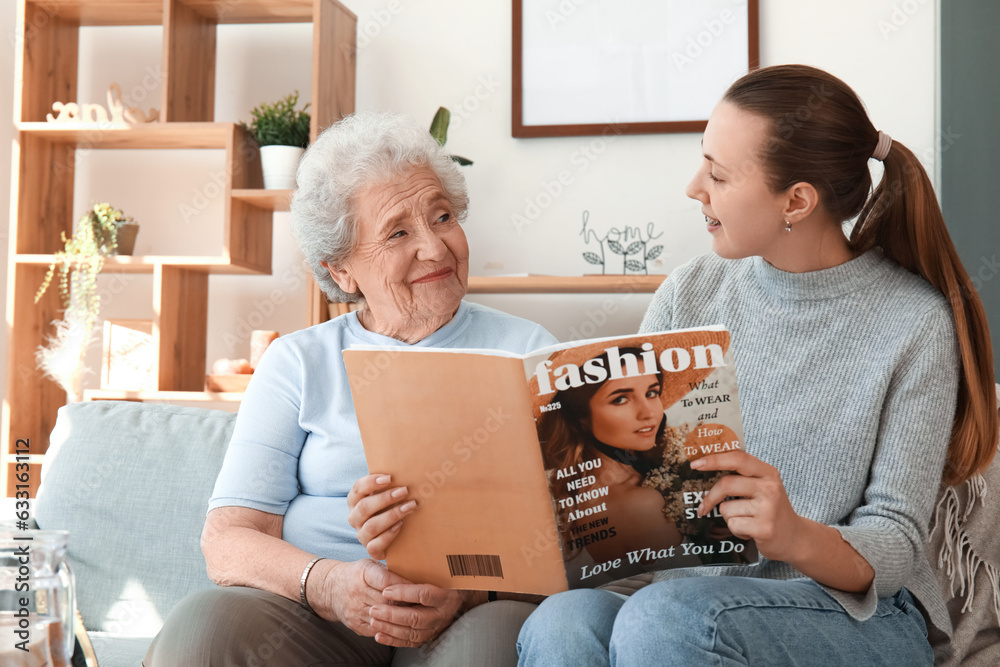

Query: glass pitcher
left=0, top=529, right=75, bottom=667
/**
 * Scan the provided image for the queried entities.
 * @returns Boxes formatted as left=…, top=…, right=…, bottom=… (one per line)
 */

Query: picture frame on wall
left=512, top=0, right=759, bottom=138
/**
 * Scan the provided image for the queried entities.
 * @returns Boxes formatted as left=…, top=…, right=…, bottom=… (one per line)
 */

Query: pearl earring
left=785, top=221, right=792, bottom=233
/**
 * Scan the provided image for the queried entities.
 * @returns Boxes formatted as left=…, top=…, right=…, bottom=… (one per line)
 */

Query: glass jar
left=0, top=529, right=75, bottom=667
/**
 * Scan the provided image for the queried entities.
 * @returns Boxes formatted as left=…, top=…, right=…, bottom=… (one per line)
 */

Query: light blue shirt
left=209, top=301, right=557, bottom=563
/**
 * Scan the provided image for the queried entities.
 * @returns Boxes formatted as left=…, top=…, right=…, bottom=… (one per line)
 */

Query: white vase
left=260, top=145, right=305, bottom=189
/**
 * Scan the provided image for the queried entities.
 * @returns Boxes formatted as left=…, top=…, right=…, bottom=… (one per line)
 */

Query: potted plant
left=429, top=107, right=473, bottom=165
left=34, top=202, right=137, bottom=401
left=241, top=91, right=311, bottom=189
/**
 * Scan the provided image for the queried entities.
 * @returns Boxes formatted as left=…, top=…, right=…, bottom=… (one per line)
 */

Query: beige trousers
left=143, top=587, right=536, bottom=667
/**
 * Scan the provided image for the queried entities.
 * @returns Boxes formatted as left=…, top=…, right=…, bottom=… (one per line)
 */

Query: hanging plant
left=35, top=203, right=135, bottom=400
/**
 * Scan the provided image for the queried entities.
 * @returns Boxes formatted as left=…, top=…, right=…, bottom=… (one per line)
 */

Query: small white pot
left=260, top=145, right=305, bottom=189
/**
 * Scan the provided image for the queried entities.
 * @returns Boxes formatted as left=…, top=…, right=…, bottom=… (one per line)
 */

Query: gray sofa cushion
left=87, top=633, right=156, bottom=667
left=34, top=402, right=236, bottom=646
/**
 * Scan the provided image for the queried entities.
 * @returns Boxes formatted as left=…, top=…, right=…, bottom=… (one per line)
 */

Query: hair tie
left=871, top=130, right=892, bottom=161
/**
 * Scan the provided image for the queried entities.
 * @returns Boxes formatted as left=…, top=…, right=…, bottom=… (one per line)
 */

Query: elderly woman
left=143, top=111, right=556, bottom=666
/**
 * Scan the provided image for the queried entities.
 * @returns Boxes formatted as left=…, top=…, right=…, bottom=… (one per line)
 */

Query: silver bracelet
left=300, top=556, right=325, bottom=614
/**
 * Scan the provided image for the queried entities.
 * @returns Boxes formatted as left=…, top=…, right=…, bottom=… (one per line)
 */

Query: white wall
left=0, top=1, right=939, bottom=409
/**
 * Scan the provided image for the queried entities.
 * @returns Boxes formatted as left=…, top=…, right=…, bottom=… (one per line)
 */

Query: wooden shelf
left=5, top=0, right=359, bottom=494
left=84, top=389, right=244, bottom=402
left=27, top=0, right=164, bottom=26
left=231, top=189, right=292, bottom=212
left=467, top=275, right=665, bottom=294
left=26, top=0, right=316, bottom=26
left=17, top=122, right=235, bottom=148
left=15, top=254, right=271, bottom=275
left=183, top=0, right=315, bottom=24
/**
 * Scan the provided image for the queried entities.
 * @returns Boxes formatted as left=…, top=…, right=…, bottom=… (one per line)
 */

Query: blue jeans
left=517, top=577, right=933, bottom=666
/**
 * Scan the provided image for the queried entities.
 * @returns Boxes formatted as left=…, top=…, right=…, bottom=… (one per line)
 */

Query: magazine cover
left=344, top=326, right=758, bottom=595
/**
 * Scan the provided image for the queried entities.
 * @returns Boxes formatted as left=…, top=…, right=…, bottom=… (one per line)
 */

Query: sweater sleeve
left=524, top=324, right=559, bottom=352
left=823, top=304, right=960, bottom=618
left=639, top=273, right=676, bottom=334
left=208, top=338, right=308, bottom=515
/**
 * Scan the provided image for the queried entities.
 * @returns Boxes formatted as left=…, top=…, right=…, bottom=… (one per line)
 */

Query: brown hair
left=723, top=64, right=996, bottom=485
left=538, top=347, right=665, bottom=474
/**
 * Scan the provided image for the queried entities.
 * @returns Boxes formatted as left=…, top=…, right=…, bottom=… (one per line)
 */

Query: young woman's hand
left=347, top=474, right=417, bottom=560
left=692, top=450, right=805, bottom=563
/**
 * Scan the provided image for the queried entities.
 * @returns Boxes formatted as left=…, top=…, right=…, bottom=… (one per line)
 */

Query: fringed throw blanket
left=926, top=387, right=1000, bottom=666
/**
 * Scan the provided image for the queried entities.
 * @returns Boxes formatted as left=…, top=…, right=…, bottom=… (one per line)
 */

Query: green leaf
left=430, top=107, right=451, bottom=146
left=583, top=252, right=603, bottom=265
left=608, top=240, right=625, bottom=255
left=243, top=91, right=311, bottom=148
left=625, top=260, right=645, bottom=272
left=625, top=241, right=643, bottom=255
left=451, top=155, right=473, bottom=166
left=645, top=245, right=664, bottom=260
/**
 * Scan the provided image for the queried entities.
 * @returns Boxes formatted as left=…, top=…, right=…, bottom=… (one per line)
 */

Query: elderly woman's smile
left=324, top=166, right=470, bottom=342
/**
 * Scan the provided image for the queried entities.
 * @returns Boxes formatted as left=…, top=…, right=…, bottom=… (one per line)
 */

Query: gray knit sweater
left=639, top=249, right=960, bottom=635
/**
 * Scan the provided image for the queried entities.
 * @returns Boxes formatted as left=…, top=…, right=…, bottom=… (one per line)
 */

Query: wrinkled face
left=330, top=165, right=469, bottom=331
left=587, top=371, right=663, bottom=452
left=686, top=101, right=788, bottom=259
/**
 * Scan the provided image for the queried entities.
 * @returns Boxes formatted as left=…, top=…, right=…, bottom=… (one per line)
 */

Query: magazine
left=343, top=326, right=758, bottom=595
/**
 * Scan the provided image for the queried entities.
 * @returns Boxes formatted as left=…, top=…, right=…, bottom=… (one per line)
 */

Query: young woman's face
left=587, top=374, right=663, bottom=451
left=685, top=101, right=788, bottom=260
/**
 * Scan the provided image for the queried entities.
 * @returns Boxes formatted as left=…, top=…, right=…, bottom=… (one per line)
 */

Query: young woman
left=517, top=64, right=997, bottom=666
left=538, top=348, right=685, bottom=566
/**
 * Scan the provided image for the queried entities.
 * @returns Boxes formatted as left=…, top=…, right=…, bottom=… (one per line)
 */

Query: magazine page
left=344, top=348, right=569, bottom=594
left=522, top=327, right=759, bottom=588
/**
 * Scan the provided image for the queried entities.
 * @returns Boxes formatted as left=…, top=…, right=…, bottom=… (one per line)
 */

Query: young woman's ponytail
left=851, top=140, right=997, bottom=485
left=725, top=64, right=998, bottom=485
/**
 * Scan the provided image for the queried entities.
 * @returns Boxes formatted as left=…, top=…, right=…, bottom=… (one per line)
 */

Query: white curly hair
left=290, top=111, right=470, bottom=303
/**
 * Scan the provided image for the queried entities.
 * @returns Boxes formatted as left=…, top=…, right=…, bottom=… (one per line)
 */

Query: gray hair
left=290, top=111, right=470, bottom=303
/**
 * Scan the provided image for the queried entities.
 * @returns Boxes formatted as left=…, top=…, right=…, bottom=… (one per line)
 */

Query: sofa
left=33, top=400, right=1000, bottom=667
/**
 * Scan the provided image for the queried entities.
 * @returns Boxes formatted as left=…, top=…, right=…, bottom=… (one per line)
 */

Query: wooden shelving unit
left=32, top=1, right=318, bottom=28
left=467, top=275, right=665, bottom=294
left=231, top=189, right=293, bottom=212
left=3, top=0, right=357, bottom=495
left=83, top=389, right=246, bottom=402
left=14, top=254, right=273, bottom=274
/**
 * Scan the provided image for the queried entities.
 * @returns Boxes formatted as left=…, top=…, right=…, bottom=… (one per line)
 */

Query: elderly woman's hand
left=369, top=583, right=471, bottom=648
left=309, top=559, right=415, bottom=639
left=348, top=474, right=417, bottom=560
left=312, top=558, right=471, bottom=648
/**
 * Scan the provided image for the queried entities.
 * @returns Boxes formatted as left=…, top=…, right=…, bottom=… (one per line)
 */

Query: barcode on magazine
left=446, top=554, right=504, bottom=578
